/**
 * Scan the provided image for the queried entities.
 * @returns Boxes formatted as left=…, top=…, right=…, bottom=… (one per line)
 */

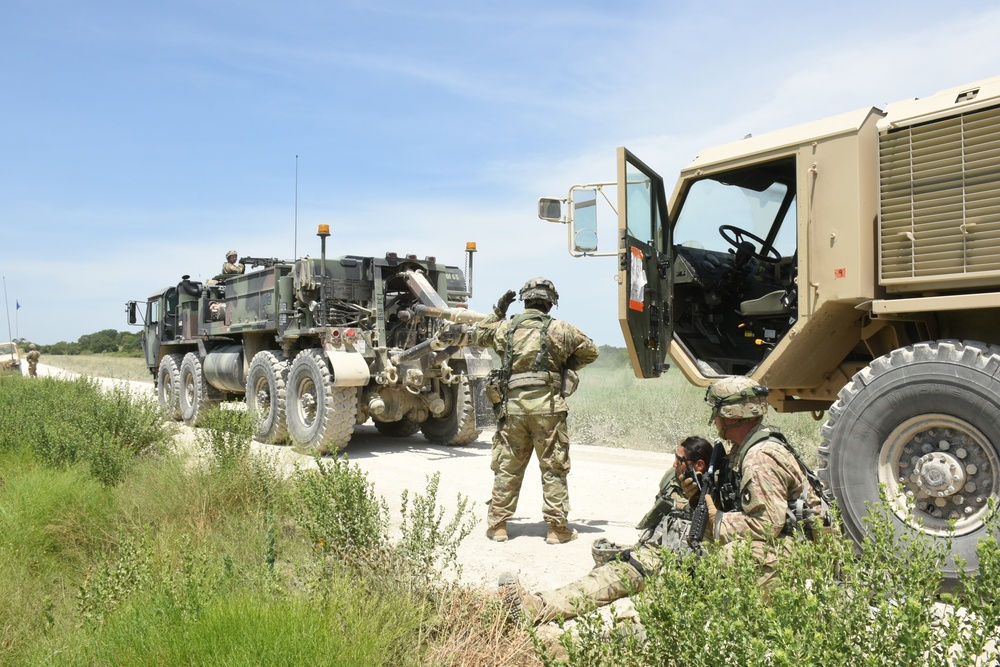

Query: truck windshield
left=674, top=169, right=796, bottom=259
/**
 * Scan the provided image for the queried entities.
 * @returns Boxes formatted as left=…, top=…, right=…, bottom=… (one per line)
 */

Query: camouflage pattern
left=472, top=309, right=598, bottom=416
left=705, top=375, right=769, bottom=422
left=519, top=277, right=559, bottom=306
left=488, top=413, right=571, bottom=527
left=474, top=305, right=597, bottom=529
left=26, top=347, right=40, bottom=377
left=130, top=249, right=492, bottom=451
left=222, top=257, right=245, bottom=275
left=714, top=424, right=824, bottom=586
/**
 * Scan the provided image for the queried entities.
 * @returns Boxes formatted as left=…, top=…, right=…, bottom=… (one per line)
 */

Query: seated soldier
left=500, top=436, right=725, bottom=625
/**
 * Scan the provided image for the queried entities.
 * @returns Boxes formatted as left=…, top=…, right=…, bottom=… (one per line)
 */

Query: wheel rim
left=183, top=370, right=196, bottom=409
left=253, top=375, right=272, bottom=418
left=294, top=376, right=319, bottom=428
left=878, top=413, right=1000, bottom=536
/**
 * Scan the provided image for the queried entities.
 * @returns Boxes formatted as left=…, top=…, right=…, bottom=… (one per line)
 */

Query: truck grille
left=879, top=103, right=1000, bottom=291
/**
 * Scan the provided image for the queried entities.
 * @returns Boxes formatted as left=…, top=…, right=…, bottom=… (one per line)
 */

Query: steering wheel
left=718, top=225, right=781, bottom=264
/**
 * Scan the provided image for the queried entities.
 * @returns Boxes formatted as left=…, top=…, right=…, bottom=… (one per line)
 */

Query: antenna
left=294, top=155, right=299, bottom=259
left=3, top=276, right=12, bottom=342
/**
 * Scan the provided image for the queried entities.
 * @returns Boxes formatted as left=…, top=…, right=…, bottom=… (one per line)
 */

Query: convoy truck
left=127, top=227, right=493, bottom=453
left=540, top=75, right=1000, bottom=587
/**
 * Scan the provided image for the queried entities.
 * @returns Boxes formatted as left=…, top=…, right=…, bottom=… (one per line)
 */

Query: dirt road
left=32, top=362, right=671, bottom=593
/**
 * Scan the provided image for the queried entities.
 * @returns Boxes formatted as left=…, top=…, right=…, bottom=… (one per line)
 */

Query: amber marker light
left=317, top=224, right=330, bottom=237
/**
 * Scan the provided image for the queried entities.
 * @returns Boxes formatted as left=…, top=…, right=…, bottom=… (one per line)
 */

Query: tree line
left=25, top=329, right=143, bottom=357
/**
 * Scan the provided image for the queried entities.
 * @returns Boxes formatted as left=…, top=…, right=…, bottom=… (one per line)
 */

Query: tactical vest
left=485, top=312, right=557, bottom=417
left=733, top=426, right=838, bottom=542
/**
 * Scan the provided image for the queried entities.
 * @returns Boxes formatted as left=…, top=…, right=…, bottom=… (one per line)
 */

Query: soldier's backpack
left=736, top=427, right=839, bottom=542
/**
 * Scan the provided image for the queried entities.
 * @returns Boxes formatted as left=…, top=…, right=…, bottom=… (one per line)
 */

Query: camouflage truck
left=540, top=75, right=1000, bottom=587
left=126, top=226, right=493, bottom=453
left=0, top=342, right=20, bottom=375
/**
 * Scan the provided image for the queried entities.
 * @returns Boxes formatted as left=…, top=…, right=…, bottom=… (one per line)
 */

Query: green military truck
left=127, top=227, right=493, bottom=453
left=541, top=75, right=1000, bottom=588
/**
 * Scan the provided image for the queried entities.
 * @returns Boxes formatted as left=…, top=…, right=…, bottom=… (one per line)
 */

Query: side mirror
left=572, top=190, right=599, bottom=253
left=538, top=198, right=564, bottom=223
left=127, top=301, right=138, bottom=325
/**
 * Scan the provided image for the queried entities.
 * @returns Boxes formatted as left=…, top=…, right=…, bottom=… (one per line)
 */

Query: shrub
left=543, top=492, right=1000, bottom=666
left=291, top=454, right=390, bottom=565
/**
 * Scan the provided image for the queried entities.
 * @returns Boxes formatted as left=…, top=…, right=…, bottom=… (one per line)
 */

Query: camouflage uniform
left=26, top=344, right=40, bottom=377
left=516, top=477, right=696, bottom=624
left=706, top=377, right=825, bottom=586
left=222, top=251, right=245, bottom=275
left=472, top=279, right=598, bottom=535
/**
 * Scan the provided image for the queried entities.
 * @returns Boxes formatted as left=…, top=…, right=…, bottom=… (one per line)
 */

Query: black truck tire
left=422, top=375, right=480, bottom=446
left=180, top=352, right=221, bottom=426
left=818, top=340, right=1000, bottom=588
left=247, top=351, right=289, bottom=444
left=286, top=349, right=357, bottom=453
left=157, top=353, right=184, bottom=420
left=374, top=417, right=421, bottom=438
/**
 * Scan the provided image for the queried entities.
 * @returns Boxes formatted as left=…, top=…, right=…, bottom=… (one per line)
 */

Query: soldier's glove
left=494, top=289, right=517, bottom=318
left=679, top=475, right=699, bottom=501
left=704, top=495, right=718, bottom=535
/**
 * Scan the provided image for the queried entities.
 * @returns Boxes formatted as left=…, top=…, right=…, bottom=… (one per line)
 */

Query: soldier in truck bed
left=472, top=277, right=598, bottom=545
left=221, top=250, right=245, bottom=275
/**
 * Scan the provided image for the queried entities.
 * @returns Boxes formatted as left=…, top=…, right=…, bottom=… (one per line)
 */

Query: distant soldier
left=222, top=250, right=245, bottom=275
left=26, top=343, right=40, bottom=377
left=472, top=277, right=599, bottom=545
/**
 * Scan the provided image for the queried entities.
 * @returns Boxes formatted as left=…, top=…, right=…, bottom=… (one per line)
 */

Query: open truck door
left=617, top=147, right=672, bottom=378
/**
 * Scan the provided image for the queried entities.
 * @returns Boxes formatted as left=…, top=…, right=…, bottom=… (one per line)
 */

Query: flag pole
left=2, top=276, right=11, bottom=342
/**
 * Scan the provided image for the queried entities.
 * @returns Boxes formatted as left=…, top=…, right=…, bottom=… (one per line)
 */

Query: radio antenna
left=294, top=154, right=299, bottom=259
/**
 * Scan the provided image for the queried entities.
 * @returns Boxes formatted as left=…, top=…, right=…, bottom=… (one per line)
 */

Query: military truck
left=126, top=227, right=493, bottom=452
left=0, top=342, right=20, bottom=375
left=540, top=75, right=1000, bottom=587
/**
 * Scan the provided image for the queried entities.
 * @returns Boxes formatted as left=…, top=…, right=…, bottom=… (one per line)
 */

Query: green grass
left=571, top=361, right=824, bottom=466
left=0, top=375, right=501, bottom=667
left=44, top=354, right=152, bottom=382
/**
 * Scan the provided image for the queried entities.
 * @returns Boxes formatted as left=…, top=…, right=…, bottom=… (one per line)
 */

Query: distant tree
left=78, top=329, right=119, bottom=354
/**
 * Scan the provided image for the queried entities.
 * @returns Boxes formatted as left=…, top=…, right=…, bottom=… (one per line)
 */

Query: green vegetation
left=571, top=351, right=824, bottom=466
left=540, top=496, right=1000, bottom=667
left=28, top=328, right=143, bottom=357
left=0, top=374, right=534, bottom=667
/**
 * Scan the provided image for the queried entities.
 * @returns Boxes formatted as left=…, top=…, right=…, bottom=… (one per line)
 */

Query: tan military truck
left=0, top=342, right=20, bottom=375
left=540, top=75, right=1000, bottom=587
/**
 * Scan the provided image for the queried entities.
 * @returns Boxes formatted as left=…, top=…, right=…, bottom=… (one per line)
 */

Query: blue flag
left=16, top=301, right=20, bottom=310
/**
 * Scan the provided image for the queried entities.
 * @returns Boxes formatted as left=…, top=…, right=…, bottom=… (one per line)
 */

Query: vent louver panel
left=879, top=104, right=1000, bottom=290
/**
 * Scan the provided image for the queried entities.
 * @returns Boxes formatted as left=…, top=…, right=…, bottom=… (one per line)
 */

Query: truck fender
left=323, top=345, right=370, bottom=387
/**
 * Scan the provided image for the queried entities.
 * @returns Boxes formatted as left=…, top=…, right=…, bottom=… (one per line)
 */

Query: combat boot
left=498, top=571, right=543, bottom=624
left=486, top=522, right=508, bottom=542
left=546, top=524, right=578, bottom=545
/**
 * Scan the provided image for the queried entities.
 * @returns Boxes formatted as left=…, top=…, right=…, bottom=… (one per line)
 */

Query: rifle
left=238, top=256, right=285, bottom=269
left=687, top=440, right=726, bottom=553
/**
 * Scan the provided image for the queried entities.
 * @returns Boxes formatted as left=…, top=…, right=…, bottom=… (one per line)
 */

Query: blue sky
left=3, top=1, right=1000, bottom=347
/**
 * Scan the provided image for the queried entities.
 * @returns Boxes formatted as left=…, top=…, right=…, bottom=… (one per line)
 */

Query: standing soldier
left=222, top=251, right=245, bottom=275
left=472, top=278, right=599, bottom=545
left=26, top=343, right=40, bottom=377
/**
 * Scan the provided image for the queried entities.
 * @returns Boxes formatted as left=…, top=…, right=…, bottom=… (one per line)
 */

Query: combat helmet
left=29, top=343, right=36, bottom=350
left=226, top=250, right=238, bottom=259
left=519, top=277, right=559, bottom=306
left=705, top=376, right=769, bottom=424
left=591, top=538, right=628, bottom=567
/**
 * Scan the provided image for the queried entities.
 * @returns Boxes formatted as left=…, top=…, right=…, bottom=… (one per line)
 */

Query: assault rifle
left=687, top=440, right=726, bottom=554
